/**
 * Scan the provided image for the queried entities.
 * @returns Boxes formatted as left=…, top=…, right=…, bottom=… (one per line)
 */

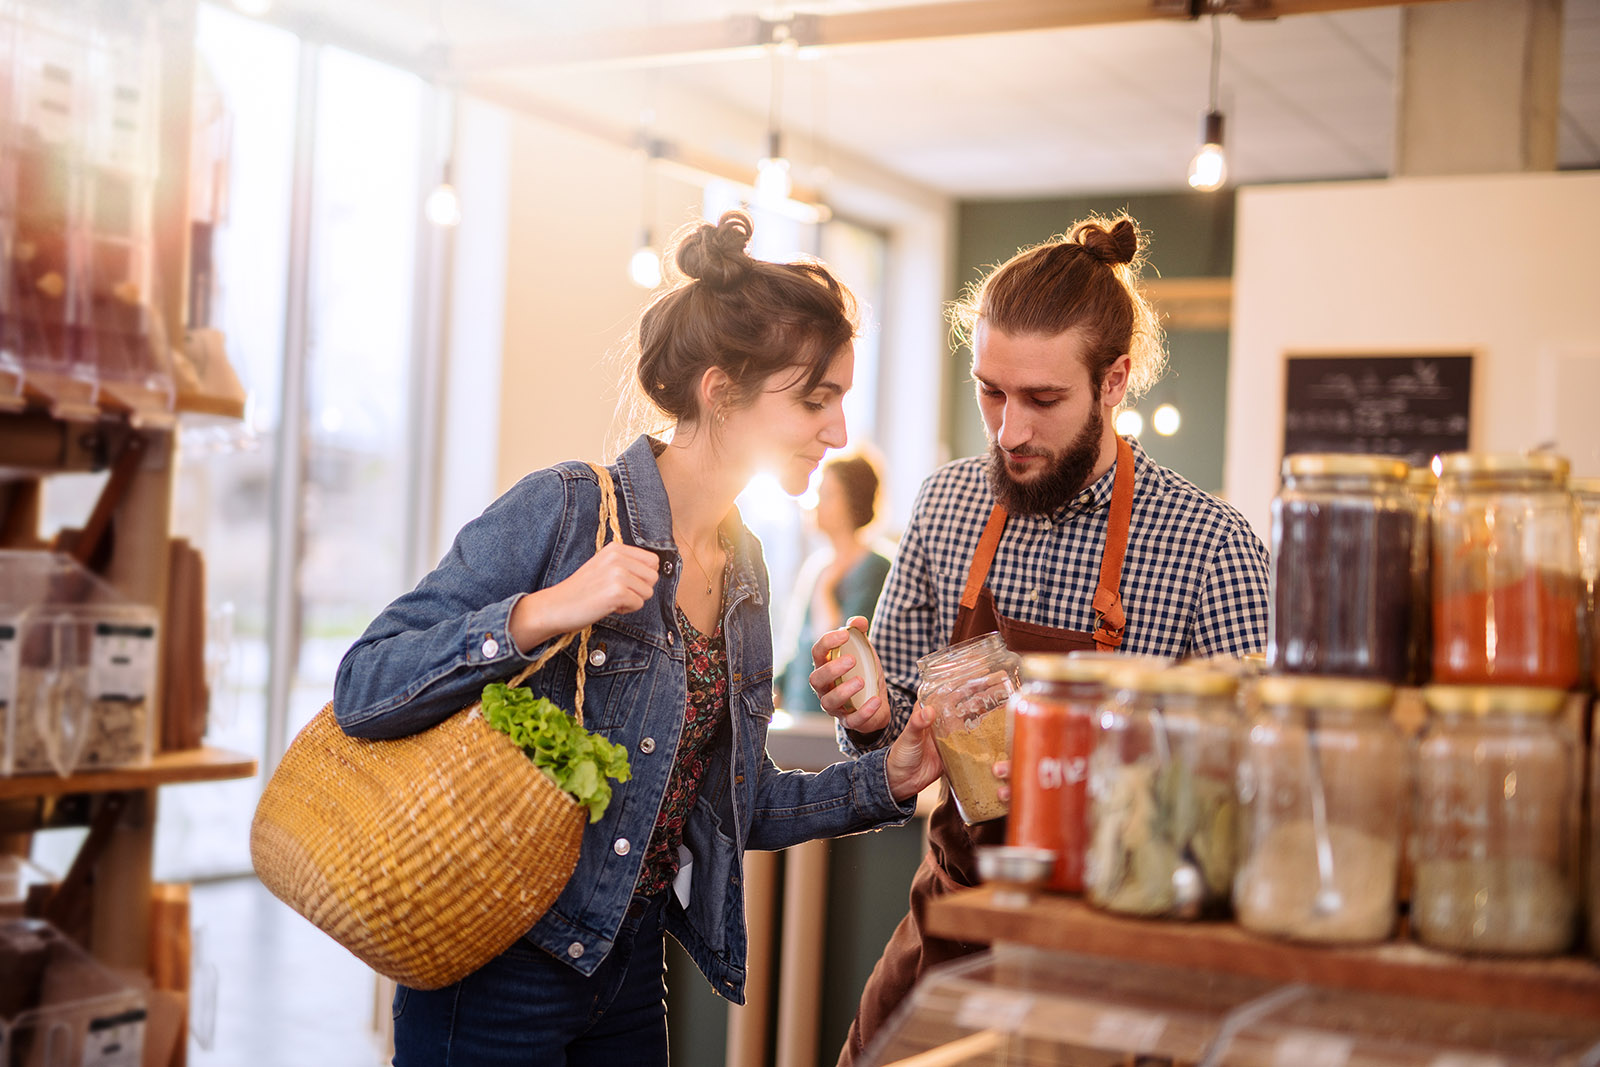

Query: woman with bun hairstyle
left=334, top=210, right=945, bottom=1066
left=807, top=214, right=1271, bottom=1066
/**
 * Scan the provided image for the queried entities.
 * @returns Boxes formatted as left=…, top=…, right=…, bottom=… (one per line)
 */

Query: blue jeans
left=392, top=894, right=669, bottom=1066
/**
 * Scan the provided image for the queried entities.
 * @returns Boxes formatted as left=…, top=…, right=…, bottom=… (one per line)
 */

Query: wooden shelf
left=926, top=885, right=1600, bottom=1017
left=0, top=746, right=257, bottom=800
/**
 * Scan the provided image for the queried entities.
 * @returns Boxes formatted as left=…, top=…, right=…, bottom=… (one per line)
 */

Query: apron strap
left=959, top=505, right=1010, bottom=611
left=1091, top=434, right=1136, bottom=651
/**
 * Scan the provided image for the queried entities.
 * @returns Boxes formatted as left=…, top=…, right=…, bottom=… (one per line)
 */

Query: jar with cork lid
left=1412, top=684, right=1580, bottom=957
left=1234, top=675, right=1404, bottom=944
left=1431, top=452, right=1582, bottom=689
left=1085, top=663, right=1240, bottom=919
left=917, top=632, right=1021, bottom=825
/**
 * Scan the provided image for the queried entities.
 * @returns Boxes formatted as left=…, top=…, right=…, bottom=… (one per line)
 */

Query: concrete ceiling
left=255, top=0, right=1600, bottom=201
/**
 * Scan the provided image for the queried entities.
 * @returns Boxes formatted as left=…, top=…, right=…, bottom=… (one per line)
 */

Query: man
left=811, top=214, right=1271, bottom=1066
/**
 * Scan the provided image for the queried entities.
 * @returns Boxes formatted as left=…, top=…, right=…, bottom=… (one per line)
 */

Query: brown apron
left=838, top=435, right=1135, bottom=1067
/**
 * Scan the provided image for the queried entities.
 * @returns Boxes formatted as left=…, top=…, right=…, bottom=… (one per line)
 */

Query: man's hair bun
left=1070, top=217, right=1140, bottom=266
left=675, top=210, right=755, bottom=290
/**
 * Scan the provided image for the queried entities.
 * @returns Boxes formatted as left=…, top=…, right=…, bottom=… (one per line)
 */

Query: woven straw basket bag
left=250, top=464, right=621, bottom=990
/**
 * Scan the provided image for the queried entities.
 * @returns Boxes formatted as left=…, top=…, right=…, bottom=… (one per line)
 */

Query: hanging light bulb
left=425, top=161, right=461, bottom=227
left=629, top=228, right=662, bottom=289
left=1187, top=112, right=1227, bottom=192
left=756, top=131, right=792, bottom=205
left=1186, top=15, right=1228, bottom=193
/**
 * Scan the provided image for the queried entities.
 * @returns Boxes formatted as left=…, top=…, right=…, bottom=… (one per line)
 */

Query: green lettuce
left=481, top=683, right=632, bottom=823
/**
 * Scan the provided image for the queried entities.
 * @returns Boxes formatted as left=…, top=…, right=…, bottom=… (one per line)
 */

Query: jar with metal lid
left=1006, top=652, right=1169, bottom=893
left=1085, top=664, right=1240, bottom=919
left=1412, top=685, right=1579, bottom=956
left=1572, top=477, right=1600, bottom=690
left=1234, top=675, right=1404, bottom=944
left=1269, top=454, right=1416, bottom=683
left=1407, top=464, right=1439, bottom=685
left=917, top=632, right=1021, bottom=825
left=1432, top=453, right=1582, bottom=688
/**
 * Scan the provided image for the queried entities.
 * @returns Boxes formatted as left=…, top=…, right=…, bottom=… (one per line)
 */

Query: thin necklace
left=676, top=530, right=718, bottom=596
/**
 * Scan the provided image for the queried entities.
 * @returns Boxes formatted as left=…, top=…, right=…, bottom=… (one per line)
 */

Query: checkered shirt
left=841, top=436, right=1270, bottom=756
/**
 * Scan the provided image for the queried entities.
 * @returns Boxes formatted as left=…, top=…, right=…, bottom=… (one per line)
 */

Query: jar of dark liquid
left=1269, top=454, right=1415, bottom=683
left=1407, top=464, right=1438, bottom=685
left=1432, top=453, right=1581, bottom=688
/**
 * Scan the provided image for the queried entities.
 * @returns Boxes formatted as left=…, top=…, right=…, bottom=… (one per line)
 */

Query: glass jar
left=1407, top=464, right=1438, bottom=685
left=1590, top=703, right=1600, bottom=958
left=1085, top=664, right=1240, bottom=919
left=1234, top=676, right=1403, bottom=944
left=1572, top=477, right=1600, bottom=690
left=1412, top=685, right=1579, bottom=956
left=1006, top=653, right=1169, bottom=893
left=917, top=632, right=1021, bottom=825
left=1269, top=454, right=1416, bottom=683
left=1432, top=453, right=1582, bottom=688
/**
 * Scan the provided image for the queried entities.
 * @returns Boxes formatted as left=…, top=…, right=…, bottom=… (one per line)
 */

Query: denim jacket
left=333, top=434, right=915, bottom=1003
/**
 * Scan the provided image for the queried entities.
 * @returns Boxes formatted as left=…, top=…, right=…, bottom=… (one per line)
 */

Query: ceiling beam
left=445, top=0, right=1464, bottom=74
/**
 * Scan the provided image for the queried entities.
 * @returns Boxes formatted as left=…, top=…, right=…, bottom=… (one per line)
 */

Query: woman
left=332, top=210, right=943, bottom=1066
left=777, top=453, right=893, bottom=711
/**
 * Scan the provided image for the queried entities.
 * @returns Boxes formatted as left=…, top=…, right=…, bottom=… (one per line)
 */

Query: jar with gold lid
left=1269, top=454, right=1416, bottom=683
left=1234, top=675, right=1404, bottom=944
left=1085, top=664, right=1240, bottom=919
left=917, top=632, right=1021, bottom=825
left=1412, top=684, right=1579, bottom=956
left=1007, top=652, right=1169, bottom=893
left=1432, top=452, right=1582, bottom=688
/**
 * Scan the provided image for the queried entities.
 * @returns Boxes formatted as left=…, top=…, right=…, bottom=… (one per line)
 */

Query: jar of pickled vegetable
left=1269, top=454, right=1416, bottom=683
left=917, top=632, right=1021, bottom=825
left=1234, top=676, right=1404, bottom=944
left=1085, top=664, right=1240, bottom=919
left=1432, top=453, right=1581, bottom=688
left=1412, top=685, right=1579, bottom=956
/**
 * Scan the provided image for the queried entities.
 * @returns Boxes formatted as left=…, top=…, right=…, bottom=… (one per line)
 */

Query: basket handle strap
left=502, top=463, right=623, bottom=728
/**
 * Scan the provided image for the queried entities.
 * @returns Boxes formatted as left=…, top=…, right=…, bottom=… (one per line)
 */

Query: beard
left=985, top=403, right=1105, bottom=516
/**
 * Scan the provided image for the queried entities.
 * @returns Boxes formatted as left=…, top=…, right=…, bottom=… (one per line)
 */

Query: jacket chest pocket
left=549, top=626, right=652, bottom=730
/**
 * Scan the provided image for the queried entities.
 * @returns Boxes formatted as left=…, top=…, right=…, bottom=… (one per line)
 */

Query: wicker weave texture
left=250, top=701, right=585, bottom=990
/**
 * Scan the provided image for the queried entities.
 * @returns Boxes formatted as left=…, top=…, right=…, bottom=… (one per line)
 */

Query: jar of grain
left=1085, top=664, right=1240, bottom=919
left=1432, top=453, right=1581, bottom=688
left=917, top=632, right=1021, bottom=825
left=1234, top=675, right=1404, bottom=944
left=1412, top=684, right=1579, bottom=956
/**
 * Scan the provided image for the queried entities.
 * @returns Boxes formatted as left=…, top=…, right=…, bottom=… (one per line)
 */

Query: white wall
left=1224, top=171, right=1600, bottom=540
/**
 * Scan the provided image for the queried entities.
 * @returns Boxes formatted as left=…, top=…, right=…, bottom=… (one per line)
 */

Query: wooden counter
left=926, top=885, right=1600, bottom=1017
left=0, top=746, right=257, bottom=800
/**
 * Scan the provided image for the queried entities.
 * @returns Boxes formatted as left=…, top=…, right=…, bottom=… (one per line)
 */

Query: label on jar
left=1089, top=1008, right=1166, bottom=1052
left=84, top=1007, right=147, bottom=1067
left=90, top=621, right=157, bottom=700
left=1273, top=1031, right=1352, bottom=1067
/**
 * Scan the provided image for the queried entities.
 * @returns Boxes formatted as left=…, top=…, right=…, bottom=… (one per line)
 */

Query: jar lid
left=1108, top=663, right=1238, bottom=697
left=1436, top=451, right=1570, bottom=482
left=1422, top=684, right=1568, bottom=717
left=1570, top=476, right=1600, bottom=499
left=1281, top=453, right=1410, bottom=482
left=1255, top=675, right=1395, bottom=711
left=1020, top=652, right=1170, bottom=684
left=1407, top=464, right=1439, bottom=489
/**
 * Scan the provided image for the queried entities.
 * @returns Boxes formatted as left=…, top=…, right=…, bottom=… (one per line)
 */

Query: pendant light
left=629, top=137, right=662, bottom=289
left=1187, top=15, right=1227, bottom=193
left=424, top=160, right=462, bottom=227
left=755, top=45, right=792, bottom=205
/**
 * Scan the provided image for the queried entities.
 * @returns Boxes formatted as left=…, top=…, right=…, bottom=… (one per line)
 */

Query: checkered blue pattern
left=841, top=436, right=1270, bottom=755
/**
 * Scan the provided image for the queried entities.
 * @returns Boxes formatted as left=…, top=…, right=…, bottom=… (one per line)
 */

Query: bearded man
left=811, top=214, right=1271, bottom=1067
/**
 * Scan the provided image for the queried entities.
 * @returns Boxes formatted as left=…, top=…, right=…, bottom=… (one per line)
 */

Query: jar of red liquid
left=1432, top=453, right=1582, bottom=688
left=1006, top=654, right=1114, bottom=893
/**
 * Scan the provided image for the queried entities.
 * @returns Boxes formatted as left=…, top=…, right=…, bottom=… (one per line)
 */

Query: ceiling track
left=444, top=0, right=1462, bottom=75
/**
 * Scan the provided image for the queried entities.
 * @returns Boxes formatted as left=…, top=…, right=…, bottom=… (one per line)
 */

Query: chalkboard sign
left=1282, top=352, right=1473, bottom=468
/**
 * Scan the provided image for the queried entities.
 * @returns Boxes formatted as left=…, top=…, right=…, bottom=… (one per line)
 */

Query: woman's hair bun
left=675, top=210, right=755, bottom=290
left=1071, top=217, right=1140, bottom=267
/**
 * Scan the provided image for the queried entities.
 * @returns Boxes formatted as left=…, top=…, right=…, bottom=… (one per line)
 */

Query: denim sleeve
left=333, top=467, right=582, bottom=739
left=744, top=748, right=916, bottom=852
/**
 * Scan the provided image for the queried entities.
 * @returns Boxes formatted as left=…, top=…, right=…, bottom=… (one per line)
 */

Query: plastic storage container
left=1432, top=452, right=1582, bottom=688
left=917, top=632, right=1020, bottom=825
left=1412, top=684, right=1580, bottom=956
left=1085, top=664, right=1240, bottom=918
left=1234, top=675, right=1404, bottom=944
left=0, top=918, right=147, bottom=1067
left=1269, top=454, right=1415, bottom=683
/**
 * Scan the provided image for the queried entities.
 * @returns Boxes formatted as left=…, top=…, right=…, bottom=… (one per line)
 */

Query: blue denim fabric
left=391, top=893, right=670, bottom=1066
left=334, top=435, right=915, bottom=1004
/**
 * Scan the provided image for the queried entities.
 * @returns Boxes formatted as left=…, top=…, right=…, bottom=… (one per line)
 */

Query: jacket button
left=567, top=942, right=584, bottom=959
left=663, top=560, right=674, bottom=573
left=667, top=633, right=675, bottom=647
left=481, top=636, right=499, bottom=658
left=639, top=737, right=656, bottom=754
left=613, top=838, right=631, bottom=856
left=589, top=648, right=607, bottom=667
